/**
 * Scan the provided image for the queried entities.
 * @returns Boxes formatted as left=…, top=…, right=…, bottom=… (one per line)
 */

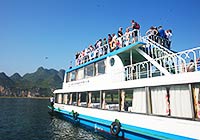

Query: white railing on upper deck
left=125, top=47, right=200, bottom=80
left=76, top=29, right=140, bottom=65
left=176, top=46, right=200, bottom=72
left=140, top=36, right=184, bottom=61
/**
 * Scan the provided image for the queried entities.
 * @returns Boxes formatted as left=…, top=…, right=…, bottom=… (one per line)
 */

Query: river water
left=0, top=98, right=105, bottom=140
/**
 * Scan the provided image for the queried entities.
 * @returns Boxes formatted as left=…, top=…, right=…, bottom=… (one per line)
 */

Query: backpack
left=135, top=22, right=140, bottom=29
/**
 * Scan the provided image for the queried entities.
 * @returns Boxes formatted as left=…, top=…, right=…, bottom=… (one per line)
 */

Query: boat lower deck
left=51, top=79, right=200, bottom=139
left=50, top=104, right=199, bottom=140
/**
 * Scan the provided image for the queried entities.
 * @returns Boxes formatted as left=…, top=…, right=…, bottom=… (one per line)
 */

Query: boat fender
left=110, top=121, right=121, bottom=136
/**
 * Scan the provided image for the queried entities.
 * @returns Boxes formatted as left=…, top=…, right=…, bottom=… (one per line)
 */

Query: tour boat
left=48, top=29, right=200, bottom=139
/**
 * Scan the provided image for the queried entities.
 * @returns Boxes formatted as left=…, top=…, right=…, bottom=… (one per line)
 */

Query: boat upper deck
left=65, top=29, right=200, bottom=83
left=67, top=40, right=145, bottom=73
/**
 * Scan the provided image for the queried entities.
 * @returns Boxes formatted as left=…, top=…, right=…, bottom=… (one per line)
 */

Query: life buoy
left=110, top=121, right=121, bottom=136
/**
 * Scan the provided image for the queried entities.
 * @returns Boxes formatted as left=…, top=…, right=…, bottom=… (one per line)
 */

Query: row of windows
left=55, top=84, right=200, bottom=120
left=67, top=59, right=106, bottom=82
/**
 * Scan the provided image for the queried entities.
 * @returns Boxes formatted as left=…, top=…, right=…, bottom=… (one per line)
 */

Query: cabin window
left=57, top=93, right=62, bottom=104
left=150, top=85, right=193, bottom=118
left=63, top=93, right=68, bottom=104
left=150, top=86, right=169, bottom=116
left=88, top=91, right=101, bottom=108
left=66, top=73, right=70, bottom=82
left=71, top=71, right=76, bottom=81
left=169, top=85, right=193, bottom=118
left=85, top=64, right=94, bottom=78
left=127, top=88, right=147, bottom=113
left=68, top=93, right=73, bottom=105
left=77, top=68, right=84, bottom=80
left=121, top=89, right=133, bottom=112
left=72, top=93, right=77, bottom=105
left=77, top=92, right=87, bottom=107
left=110, top=57, right=115, bottom=66
left=102, top=90, right=119, bottom=111
left=96, top=59, right=106, bottom=75
left=68, top=71, right=76, bottom=81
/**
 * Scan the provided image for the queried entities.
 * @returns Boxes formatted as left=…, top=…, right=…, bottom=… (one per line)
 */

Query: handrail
left=125, top=47, right=200, bottom=81
left=141, top=36, right=174, bottom=54
left=140, top=36, right=187, bottom=73
left=73, top=32, right=200, bottom=82
left=75, top=29, right=140, bottom=66
left=175, top=47, right=200, bottom=72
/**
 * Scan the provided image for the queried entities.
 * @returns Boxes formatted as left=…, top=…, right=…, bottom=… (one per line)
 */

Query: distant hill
left=0, top=67, right=65, bottom=97
left=0, top=72, right=15, bottom=88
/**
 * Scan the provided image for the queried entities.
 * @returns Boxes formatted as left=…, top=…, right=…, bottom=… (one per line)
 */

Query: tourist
left=80, top=49, right=85, bottom=64
left=128, top=20, right=140, bottom=42
left=88, top=45, right=95, bottom=60
left=124, top=28, right=130, bottom=46
left=118, top=27, right=123, bottom=37
left=187, top=60, right=195, bottom=72
left=102, top=38, right=108, bottom=54
left=102, top=38, right=107, bottom=46
left=96, top=39, right=102, bottom=57
left=146, top=26, right=154, bottom=37
left=110, top=33, right=118, bottom=51
left=96, top=39, right=102, bottom=49
left=115, top=40, right=122, bottom=50
left=165, top=29, right=173, bottom=49
left=108, top=34, right=112, bottom=51
left=118, top=27, right=123, bottom=46
left=157, top=26, right=166, bottom=46
left=146, top=26, right=158, bottom=41
left=75, top=52, right=80, bottom=66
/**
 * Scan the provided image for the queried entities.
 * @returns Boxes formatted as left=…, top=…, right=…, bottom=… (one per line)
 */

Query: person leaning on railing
left=146, top=26, right=158, bottom=42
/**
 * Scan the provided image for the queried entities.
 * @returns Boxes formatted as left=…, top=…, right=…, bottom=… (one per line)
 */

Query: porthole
left=110, top=58, right=115, bottom=66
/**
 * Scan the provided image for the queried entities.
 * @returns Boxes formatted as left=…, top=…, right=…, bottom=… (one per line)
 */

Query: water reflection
left=0, top=98, right=106, bottom=140
left=50, top=116, right=105, bottom=140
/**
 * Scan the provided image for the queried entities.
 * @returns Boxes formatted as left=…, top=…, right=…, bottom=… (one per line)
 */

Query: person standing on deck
left=118, top=27, right=123, bottom=46
left=157, top=26, right=166, bottom=46
left=128, top=20, right=140, bottom=43
left=165, top=29, right=173, bottom=49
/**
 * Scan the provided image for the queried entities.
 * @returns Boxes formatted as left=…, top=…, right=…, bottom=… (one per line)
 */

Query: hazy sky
left=0, top=0, right=199, bottom=76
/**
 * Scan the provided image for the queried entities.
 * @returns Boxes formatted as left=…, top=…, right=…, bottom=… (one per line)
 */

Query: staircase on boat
left=124, top=34, right=200, bottom=81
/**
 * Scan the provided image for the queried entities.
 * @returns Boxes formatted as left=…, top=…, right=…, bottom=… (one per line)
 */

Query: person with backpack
left=128, top=20, right=140, bottom=43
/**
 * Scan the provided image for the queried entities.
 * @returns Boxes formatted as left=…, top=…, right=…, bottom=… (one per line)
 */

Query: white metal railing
left=125, top=47, right=200, bottom=81
left=76, top=29, right=140, bottom=66
left=141, top=36, right=176, bottom=58
left=176, top=47, right=200, bottom=72
left=74, top=32, right=200, bottom=81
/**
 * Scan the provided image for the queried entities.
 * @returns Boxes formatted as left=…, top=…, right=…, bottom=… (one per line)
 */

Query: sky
left=0, top=0, right=200, bottom=76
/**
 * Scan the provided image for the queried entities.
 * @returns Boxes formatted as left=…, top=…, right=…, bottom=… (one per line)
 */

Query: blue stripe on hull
left=52, top=108, right=194, bottom=140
